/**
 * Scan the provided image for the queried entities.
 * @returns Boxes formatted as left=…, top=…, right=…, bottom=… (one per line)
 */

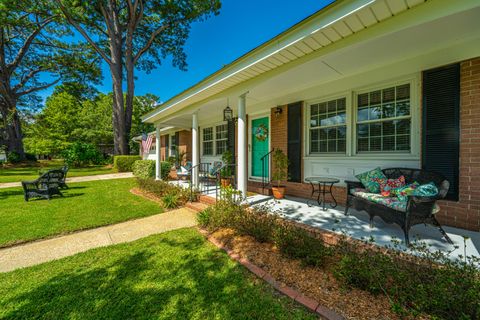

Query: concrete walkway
left=0, top=172, right=134, bottom=189
left=0, top=207, right=197, bottom=273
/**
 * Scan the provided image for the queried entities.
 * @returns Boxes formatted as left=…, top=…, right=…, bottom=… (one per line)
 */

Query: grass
left=0, top=178, right=162, bottom=247
left=0, top=159, right=116, bottom=183
left=0, top=228, right=315, bottom=320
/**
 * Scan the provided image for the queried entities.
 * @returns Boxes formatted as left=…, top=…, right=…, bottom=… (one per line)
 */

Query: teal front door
left=251, top=117, right=269, bottom=178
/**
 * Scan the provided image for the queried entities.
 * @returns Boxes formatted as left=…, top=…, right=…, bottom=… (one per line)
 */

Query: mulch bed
left=130, top=187, right=163, bottom=204
left=207, top=228, right=426, bottom=320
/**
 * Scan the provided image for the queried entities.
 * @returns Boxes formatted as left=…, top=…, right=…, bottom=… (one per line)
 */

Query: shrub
left=161, top=161, right=172, bottom=180
left=62, top=142, right=102, bottom=167
left=132, top=160, right=155, bottom=179
left=7, top=151, right=21, bottom=163
left=25, top=153, right=37, bottom=161
left=161, top=193, right=180, bottom=209
left=197, top=208, right=212, bottom=227
left=114, top=155, right=141, bottom=172
left=334, top=240, right=480, bottom=319
left=233, top=205, right=277, bottom=243
left=136, top=178, right=190, bottom=207
left=274, top=222, right=330, bottom=267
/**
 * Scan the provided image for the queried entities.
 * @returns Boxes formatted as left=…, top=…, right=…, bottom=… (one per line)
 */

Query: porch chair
left=176, top=161, right=192, bottom=180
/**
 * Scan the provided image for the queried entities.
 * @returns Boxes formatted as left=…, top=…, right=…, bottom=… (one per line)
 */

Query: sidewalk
left=0, top=172, right=134, bottom=189
left=0, top=207, right=197, bottom=273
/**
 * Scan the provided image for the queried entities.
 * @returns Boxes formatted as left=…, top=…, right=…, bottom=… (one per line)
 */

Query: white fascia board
left=142, top=0, right=375, bottom=123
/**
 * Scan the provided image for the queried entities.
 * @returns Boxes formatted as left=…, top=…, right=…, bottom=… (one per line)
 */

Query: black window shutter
left=165, top=135, right=169, bottom=158
left=287, top=102, right=302, bottom=182
left=175, top=131, right=180, bottom=148
left=422, top=63, right=460, bottom=201
left=227, top=121, right=236, bottom=162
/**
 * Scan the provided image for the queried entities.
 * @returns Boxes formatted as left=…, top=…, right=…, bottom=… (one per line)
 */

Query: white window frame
left=202, top=127, right=214, bottom=156
left=215, top=124, right=228, bottom=156
left=307, top=95, right=349, bottom=156
left=304, top=75, right=420, bottom=160
left=200, top=121, right=230, bottom=157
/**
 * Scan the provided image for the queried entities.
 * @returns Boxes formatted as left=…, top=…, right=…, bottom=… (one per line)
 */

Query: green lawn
left=0, top=159, right=116, bottom=183
left=0, top=178, right=162, bottom=247
left=0, top=228, right=314, bottom=320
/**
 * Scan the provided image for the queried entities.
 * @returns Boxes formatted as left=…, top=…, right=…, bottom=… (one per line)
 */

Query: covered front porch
left=246, top=194, right=480, bottom=260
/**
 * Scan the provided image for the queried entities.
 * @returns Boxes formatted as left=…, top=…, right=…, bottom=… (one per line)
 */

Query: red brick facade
left=159, top=130, right=192, bottom=165
left=267, top=57, right=480, bottom=232
left=436, top=58, right=480, bottom=231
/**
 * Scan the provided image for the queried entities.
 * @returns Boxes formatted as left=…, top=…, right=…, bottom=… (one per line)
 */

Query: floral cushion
left=351, top=186, right=441, bottom=214
left=351, top=189, right=407, bottom=212
left=373, top=175, right=406, bottom=197
left=396, top=182, right=420, bottom=202
left=355, top=167, right=387, bottom=193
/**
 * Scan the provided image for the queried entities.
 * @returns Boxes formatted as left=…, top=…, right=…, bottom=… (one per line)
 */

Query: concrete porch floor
left=246, top=194, right=480, bottom=261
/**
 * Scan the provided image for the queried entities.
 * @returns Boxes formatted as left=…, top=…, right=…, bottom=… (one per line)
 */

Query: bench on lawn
left=22, top=169, right=66, bottom=201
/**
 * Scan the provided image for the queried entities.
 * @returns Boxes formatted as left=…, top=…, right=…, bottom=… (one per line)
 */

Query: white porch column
left=155, top=124, right=162, bottom=180
left=192, top=112, right=199, bottom=187
left=237, top=93, right=248, bottom=197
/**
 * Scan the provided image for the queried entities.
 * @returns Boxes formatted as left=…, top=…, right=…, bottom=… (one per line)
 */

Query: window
left=215, top=124, right=228, bottom=155
left=202, top=127, right=213, bottom=155
left=356, top=84, right=411, bottom=152
left=170, top=134, right=177, bottom=155
left=309, top=97, right=347, bottom=153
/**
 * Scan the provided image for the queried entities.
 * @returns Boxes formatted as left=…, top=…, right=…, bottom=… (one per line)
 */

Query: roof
left=143, top=0, right=429, bottom=123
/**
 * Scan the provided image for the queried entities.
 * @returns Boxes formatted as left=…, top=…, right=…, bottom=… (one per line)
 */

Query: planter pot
left=272, top=186, right=286, bottom=199
left=221, top=178, right=232, bottom=187
left=169, top=168, right=178, bottom=180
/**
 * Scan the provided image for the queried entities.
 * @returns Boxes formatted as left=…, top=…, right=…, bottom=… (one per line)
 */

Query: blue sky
left=41, top=0, right=334, bottom=103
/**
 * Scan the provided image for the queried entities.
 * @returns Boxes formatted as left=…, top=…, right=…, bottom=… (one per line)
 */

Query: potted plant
left=220, top=150, right=233, bottom=187
left=271, top=149, right=289, bottom=199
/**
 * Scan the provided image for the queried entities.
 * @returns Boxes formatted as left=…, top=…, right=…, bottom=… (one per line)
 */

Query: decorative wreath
left=255, top=123, right=268, bottom=141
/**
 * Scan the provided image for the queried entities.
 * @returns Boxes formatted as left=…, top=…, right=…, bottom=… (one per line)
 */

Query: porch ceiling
left=144, top=0, right=437, bottom=124
left=158, top=3, right=480, bottom=126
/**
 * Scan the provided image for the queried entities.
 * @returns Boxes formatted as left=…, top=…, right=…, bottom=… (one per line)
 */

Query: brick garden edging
left=197, top=228, right=345, bottom=320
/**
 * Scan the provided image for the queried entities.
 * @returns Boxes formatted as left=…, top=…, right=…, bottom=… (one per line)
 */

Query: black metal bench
left=22, top=169, right=66, bottom=201
left=345, top=168, right=453, bottom=246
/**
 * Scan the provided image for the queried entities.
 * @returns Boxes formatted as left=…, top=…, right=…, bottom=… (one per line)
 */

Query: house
left=142, top=0, right=480, bottom=232
left=132, top=130, right=192, bottom=163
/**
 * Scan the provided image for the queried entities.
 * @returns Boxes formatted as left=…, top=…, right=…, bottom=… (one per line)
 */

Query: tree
left=56, top=0, right=221, bottom=155
left=24, top=91, right=156, bottom=156
left=0, top=0, right=100, bottom=159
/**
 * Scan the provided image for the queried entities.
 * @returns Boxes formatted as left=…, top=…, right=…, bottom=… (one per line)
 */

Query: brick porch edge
left=197, top=228, right=345, bottom=320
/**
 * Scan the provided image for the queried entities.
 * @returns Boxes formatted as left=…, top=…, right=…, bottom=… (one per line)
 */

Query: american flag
left=141, top=133, right=154, bottom=155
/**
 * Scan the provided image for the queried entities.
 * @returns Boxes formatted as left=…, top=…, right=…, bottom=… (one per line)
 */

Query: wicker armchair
left=22, top=169, right=65, bottom=201
left=345, top=168, right=453, bottom=246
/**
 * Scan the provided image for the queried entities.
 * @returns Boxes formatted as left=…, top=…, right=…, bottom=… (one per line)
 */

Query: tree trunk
left=5, top=108, right=26, bottom=159
left=110, top=61, right=127, bottom=155
left=125, top=56, right=134, bottom=155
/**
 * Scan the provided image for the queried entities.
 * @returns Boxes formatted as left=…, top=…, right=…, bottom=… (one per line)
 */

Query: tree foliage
left=56, top=0, right=221, bottom=155
left=24, top=91, right=158, bottom=156
left=0, top=0, right=100, bottom=159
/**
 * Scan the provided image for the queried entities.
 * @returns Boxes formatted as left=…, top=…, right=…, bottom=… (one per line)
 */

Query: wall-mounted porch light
left=274, top=107, right=283, bottom=118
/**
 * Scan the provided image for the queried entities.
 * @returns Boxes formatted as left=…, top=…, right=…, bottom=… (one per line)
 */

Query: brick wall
left=159, top=135, right=168, bottom=161
left=178, top=130, right=192, bottom=164
left=436, top=57, right=480, bottom=231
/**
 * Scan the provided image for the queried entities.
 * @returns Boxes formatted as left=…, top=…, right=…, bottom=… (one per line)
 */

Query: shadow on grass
left=0, top=186, right=87, bottom=201
left=1, top=233, right=311, bottom=319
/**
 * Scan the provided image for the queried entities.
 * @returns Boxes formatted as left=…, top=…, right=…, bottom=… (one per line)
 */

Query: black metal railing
left=261, top=149, right=274, bottom=194
left=214, top=163, right=237, bottom=200
left=187, top=162, right=211, bottom=201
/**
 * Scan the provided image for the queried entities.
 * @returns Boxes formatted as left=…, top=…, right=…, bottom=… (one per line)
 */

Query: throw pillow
left=373, top=175, right=406, bottom=197
left=355, top=167, right=387, bottom=193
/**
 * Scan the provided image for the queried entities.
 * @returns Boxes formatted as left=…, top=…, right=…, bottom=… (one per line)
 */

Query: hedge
left=132, top=160, right=155, bottom=179
left=113, top=155, right=141, bottom=172
left=131, top=160, right=172, bottom=180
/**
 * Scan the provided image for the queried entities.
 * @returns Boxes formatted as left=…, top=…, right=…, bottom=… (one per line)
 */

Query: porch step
left=185, top=201, right=209, bottom=212
left=248, top=181, right=272, bottom=196
left=199, top=195, right=217, bottom=206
